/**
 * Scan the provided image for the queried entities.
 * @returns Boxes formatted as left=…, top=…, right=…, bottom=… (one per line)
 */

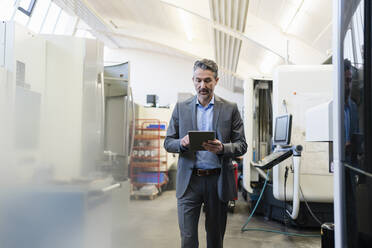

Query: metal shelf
left=131, top=162, right=159, bottom=168
left=131, top=181, right=167, bottom=187
left=130, top=119, right=169, bottom=193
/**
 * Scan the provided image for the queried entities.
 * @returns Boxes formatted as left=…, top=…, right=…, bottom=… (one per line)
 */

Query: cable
left=299, top=186, right=322, bottom=226
left=241, top=172, right=269, bottom=231
left=283, top=166, right=291, bottom=233
left=241, top=171, right=320, bottom=238
left=283, top=166, right=290, bottom=228
left=282, top=99, right=288, bottom=113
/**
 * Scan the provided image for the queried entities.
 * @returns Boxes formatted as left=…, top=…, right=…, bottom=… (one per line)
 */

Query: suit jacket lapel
left=191, top=96, right=197, bottom=130
left=213, top=95, right=222, bottom=131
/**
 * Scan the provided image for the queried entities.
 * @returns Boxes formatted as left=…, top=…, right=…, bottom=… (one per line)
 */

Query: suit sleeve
left=221, top=104, right=247, bottom=158
left=164, top=103, right=182, bottom=153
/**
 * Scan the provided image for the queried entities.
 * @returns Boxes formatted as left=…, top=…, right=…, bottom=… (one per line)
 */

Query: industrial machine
left=243, top=65, right=334, bottom=227
left=0, top=21, right=130, bottom=248
left=103, top=62, right=135, bottom=181
left=251, top=113, right=305, bottom=221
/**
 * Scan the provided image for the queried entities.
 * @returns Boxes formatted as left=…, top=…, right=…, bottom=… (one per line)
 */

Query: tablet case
left=188, top=131, right=216, bottom=151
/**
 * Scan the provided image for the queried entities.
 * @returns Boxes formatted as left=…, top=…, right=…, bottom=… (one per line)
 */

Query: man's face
left=345, top=69, right=352, bottom=102
left=193, top=68, right=218, bottom=102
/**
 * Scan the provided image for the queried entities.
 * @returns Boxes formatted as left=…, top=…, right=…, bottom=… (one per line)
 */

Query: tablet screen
left=188, top=131, right=216, bottom=151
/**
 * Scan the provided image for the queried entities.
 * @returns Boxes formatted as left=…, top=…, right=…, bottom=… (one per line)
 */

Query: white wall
left=104, top=48, right=244, bottom=107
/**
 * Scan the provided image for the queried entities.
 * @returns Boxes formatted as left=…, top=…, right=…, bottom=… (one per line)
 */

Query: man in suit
left=343, top=59, right=360, bottom=248
left=344, top=59, right=359, bottom=162
left=164, top=59, right=247, bottom=248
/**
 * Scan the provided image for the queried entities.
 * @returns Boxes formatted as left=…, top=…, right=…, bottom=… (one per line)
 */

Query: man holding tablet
left=164, top=59, right=247, bottom=248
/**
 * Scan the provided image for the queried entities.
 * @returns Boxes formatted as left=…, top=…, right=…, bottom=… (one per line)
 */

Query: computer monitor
left=146, top=94, right=158, bottom=107
left=273, top=114, right=292, bottom=146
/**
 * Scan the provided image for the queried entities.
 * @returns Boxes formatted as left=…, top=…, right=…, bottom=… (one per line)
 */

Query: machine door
left=104, top=94, right=128, bottom=156
left=103, top=63, right=134, bottom=181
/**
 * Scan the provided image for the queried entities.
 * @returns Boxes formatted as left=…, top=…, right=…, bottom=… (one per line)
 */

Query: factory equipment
left=243, top=65, right=334, bottom=227
left=103, top=62, right=135, bottom=181
left=252, top=114, right=304, bottom=220
left=0, top=21, right=130, bottom=248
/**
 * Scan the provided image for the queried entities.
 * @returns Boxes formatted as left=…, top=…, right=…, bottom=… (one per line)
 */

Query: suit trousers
left=177, top=173, right=228, bottom=248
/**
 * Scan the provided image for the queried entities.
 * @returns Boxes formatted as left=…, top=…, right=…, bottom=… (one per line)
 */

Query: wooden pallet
left=130, top=191, right=158, bottom=200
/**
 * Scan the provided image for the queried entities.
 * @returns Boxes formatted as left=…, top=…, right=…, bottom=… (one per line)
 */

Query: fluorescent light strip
left=282, top=0, right=304, bottom=33
left=177, top=9, right=193, bottom=41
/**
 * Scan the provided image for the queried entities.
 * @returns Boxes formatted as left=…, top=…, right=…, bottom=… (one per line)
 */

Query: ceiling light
left=279, top=0, right=304, bottom=33
left=177, top=9, right=193, bottom=41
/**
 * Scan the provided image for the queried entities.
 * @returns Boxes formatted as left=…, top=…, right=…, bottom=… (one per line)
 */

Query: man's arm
left=221, top=104, right=247, bottom=158
left=164, top=103, right=183, bottom=153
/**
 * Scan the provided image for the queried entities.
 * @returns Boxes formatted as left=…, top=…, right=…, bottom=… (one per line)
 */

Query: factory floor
left=116, top=190, right=321, bottom=248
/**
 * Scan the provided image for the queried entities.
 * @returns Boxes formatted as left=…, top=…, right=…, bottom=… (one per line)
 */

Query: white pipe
left=102, top=183, right=121, bottom=192
left=255, top=167, right=269, bottom=181
left=287, top=155, right=301, bottom=219
left=250, top=161, right=269, bottom=181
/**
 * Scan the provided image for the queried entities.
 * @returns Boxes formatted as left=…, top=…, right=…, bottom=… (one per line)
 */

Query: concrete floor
left=116, top=190, right=321, bottom=248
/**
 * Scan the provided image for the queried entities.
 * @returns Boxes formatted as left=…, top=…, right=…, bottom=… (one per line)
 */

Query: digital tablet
left=188, top=131, right=216, bottom=151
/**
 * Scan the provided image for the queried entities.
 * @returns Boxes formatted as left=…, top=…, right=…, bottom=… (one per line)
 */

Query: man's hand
left=202, top=139, right=224, bottom=154
left=180, top=134, right=190, bottom=148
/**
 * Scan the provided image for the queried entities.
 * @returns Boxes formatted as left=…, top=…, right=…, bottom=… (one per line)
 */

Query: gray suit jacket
left=164, top=95, right=247, bottom=202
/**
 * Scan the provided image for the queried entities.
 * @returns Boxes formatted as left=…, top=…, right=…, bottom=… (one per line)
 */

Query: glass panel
left=27, top=0, right=50, bottom=33
left=39, top=2, right=60, bottom=34
left=19, top=0, right=32, bottom=10
left=342, top=0, right=366, bottom=175
left=54, top=10, right=77, bottom=35
left=342, top=0, right=372, bottom=246
left=0, top=0, right=15, bottom=21
left=13, top=9, right=29, bottom=26
left=344, top=29, right=354, bottom=63
left=14, top=0, right=35, bottom=26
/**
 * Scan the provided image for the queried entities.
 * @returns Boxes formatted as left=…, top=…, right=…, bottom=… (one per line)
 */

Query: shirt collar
left=196, top=95, right=215, bottom=107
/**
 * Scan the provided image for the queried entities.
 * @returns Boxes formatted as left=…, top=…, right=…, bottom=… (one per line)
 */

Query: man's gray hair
left=193, top=59, right=218, bottom=79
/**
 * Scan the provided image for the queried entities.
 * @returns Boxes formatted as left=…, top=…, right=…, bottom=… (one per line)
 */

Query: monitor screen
left=146, top=94, right=157, bottom=106
left=273, top=114, right=292, bottom=146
